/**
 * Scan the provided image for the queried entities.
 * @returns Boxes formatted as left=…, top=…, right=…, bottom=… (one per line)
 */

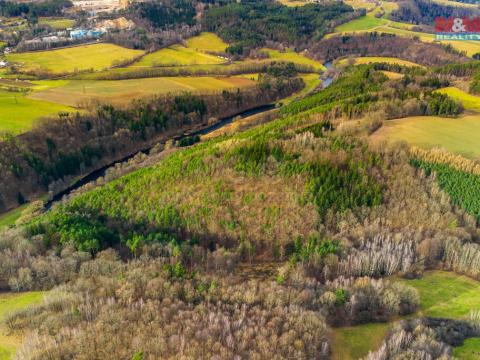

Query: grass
left=7, top=43, right=144, bottom=74
left=29, top=76, right=255, bottom=107
left=37, top=17, right=75, bottom=30
left=185, top=32, right=228, bottom=53
left=370, top=114, right=480, bottom=160
left=260, top=48, right=325, bottom=71
left=436, top=87, right=480, bottom=112
left=402, top=271, right=480, bottom=319
left=331, top=271, right=480, bottom=359
left=0, top=204, right=28, bottom=229
left=0, top=292, right=44, bottom=360
left=276, top=0, right=310, bottom=6
left=130, top=45, right=225, bottom=68
left=331, top=322, right=389, bottom=360
left=337, top=56, right=422, bottom=67
left=454, top=338, right=480, bottom=359
left=0, top=89, right=74, bottom=134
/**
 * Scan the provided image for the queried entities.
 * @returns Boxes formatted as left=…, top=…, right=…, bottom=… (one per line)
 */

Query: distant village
left=20, top=16, right=135, bottom=49
left=0, top=0, right=134, bottom=60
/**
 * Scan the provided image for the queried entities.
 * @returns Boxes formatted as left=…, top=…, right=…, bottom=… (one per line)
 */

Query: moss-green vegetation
left=29, top=76, right=255, bottom=107
left=130, top=45, right=225, bottom=68
left=0, top=204, right=28, bottom=229
left=453, top=338, right=480, bottom=359
left=7, top=43, right=144, bottom=74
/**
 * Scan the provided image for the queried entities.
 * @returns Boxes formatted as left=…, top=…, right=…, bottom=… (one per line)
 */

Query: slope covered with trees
left=0, top=64, right=479, bottom=358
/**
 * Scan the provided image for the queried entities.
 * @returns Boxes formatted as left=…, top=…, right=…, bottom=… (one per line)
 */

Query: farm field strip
left=129, top=44, right=226, bottom=68
left=7, top=43, right=144, bottom=74
left=28, top=76, right=256, bottom=107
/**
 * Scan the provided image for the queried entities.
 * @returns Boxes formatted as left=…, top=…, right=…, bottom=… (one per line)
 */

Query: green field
left=131, top=45, right=225, bottom=68
left=335, top=15, right=387, bottom=32
left=0, top=89, right=74, bottom=134
left=454, top=338, right=480, bottom=359
left=0, top=204, right=28, bottom=229
left=331, top=322, right=389, bottom=360
left=0, top=292, right=44, bottom=360
left=371, top=114, right=480, bottom=160
left=38, top=17, right=75, bottom=30
left=29, top=76, right=255, bottom=106
left=7, top=43, right=144, bottom=74
left=185, top=32, right=228, bottom=53
left=331, top=271, right=480, bottom=359
left=338, top=56, right=422, bottom=67
left=403, top=271, right=480, bottom=319
left=436, top=87, right=480, bottom=112
left=260, top=48, right=325, bottom=71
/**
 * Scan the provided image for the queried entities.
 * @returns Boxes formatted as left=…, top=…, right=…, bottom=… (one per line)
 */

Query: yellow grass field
left=381, top=70, right=404, bottom=80
left=7, top=43, right=144, bottom=74
left=436, top=87, right=480, bottom=112
left=260, top=48, right=325, bottom=72
left=185, top=32, right=228, bottom=53
left=130, top=44, right=226, bottom=68
left=29, top=76, right=255, bottom=107
left=0, top=89, right=74, bottom=134
left=371, top=114, right=480, bottom=160
left=337, top=56, right=422, bottom=67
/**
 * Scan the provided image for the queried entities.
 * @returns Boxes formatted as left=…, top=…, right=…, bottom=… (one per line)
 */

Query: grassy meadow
left=454, top=338, right=480, bottom=359
left=436, top=87, right=480, bottom=112
left=29, top=76, right=255, bottom=107
left=130, top=45, right=226, bottom=68
left=371, top=114, right=480, bottom=160
left=7, top=43, right=144, bottom=74
left=185, top=32, right=228, bottom=53
left=331, top=271, right=480, bottom=359
left=0, top=292, right=44, bottom=360
left=260, top=48, right=325, bottom=71
left=0, top=89, right=74, bottom=133
left=331, top=322, right=389, bottom=360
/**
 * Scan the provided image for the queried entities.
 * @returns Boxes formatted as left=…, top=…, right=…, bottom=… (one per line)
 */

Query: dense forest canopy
left=204, top=0, right=356, bottom=54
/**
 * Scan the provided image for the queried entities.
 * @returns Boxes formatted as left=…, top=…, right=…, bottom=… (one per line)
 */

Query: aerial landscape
left=0, top=0, right=480, bottom=359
